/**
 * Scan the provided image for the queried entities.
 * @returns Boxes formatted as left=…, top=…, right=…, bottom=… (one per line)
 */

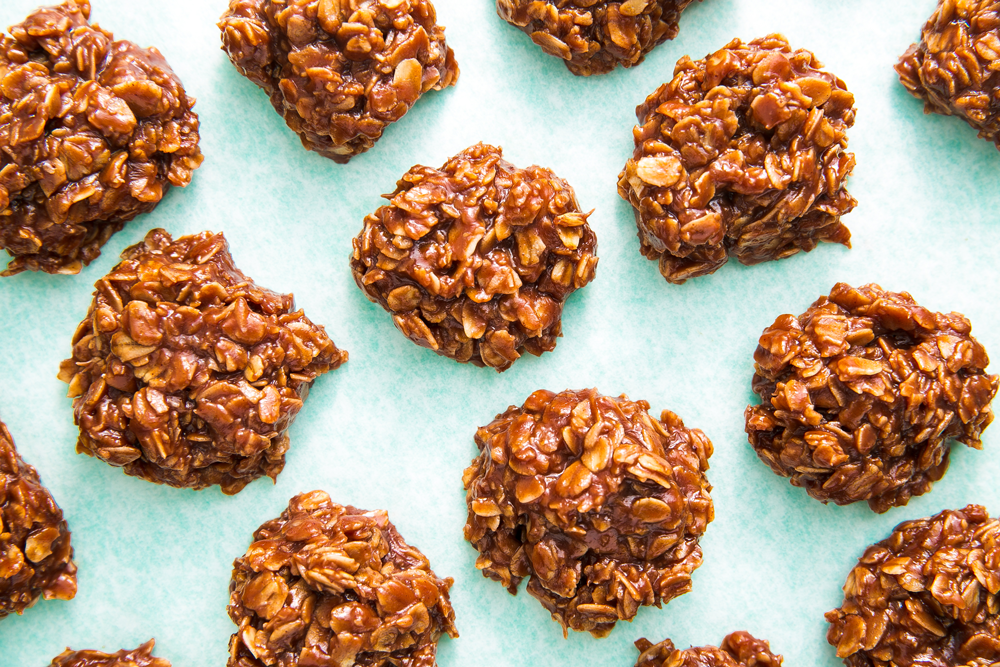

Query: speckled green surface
left=0, top=0, right=998, bottom=665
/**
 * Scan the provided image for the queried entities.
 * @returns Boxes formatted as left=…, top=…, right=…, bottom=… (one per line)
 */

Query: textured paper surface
left=1, top=0, right=999, bottom=665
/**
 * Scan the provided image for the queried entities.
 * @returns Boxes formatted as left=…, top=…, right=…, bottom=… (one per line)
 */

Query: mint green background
left=0, top=1, right=998, bottom=665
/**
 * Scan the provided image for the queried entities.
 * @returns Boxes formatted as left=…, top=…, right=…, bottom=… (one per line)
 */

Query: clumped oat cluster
left=463, top=388, right=714, bottom=636
left=0, top=0, right=203, bottom=276
left=49, top=641, right=171, bottom=667
left=219, top=0, right=459, bottom=163
left=0, top=418, right=77, bottom=618
left=826, top=505, right=1000, bottom=667
left=634, top=632, right=784, bottom=667
left=59, top=229, right=347, bottom=495
left=896, top=0, right=1000, bottom=150
left=351, top=143, right=599, bottom=372
left=496, top=0, right=701, bottom=76
left=746, top=283, right=998, bottom=513
left=618, top=34, right=857, bottom=284
left=227, top=491, right=458, bottom=667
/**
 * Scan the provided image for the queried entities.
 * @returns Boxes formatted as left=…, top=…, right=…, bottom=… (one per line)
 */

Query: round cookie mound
left=59, top=229, right=347, bottom=495
left=227, top=491, right=458, bottom=667
left=463, top=388, right=713, bottom=636
left=0, top=418, right=76, bottom=618
left=826, top=505, right=1000, bottom=667
left=496, top=0, right=701, bottom=76
left=618, top=34, right=856, bottom=284
left=635, top=631, right=784, bottom=667
left=219, top=0, right=459, bottom=163
left=351, top=143, right=599, bottom=372
left=746, top=283, right=998, bottom=513
left=0, top=0, right=203, bottom=276
left=50, top=640, right=170, bottom=667
left=896, top=0, right=1000, bottom=150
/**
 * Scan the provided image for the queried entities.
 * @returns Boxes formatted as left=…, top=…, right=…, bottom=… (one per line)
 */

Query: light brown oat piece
left=896, top=0, right=1000, bottom=150
left=496, top=0, right=702, bottom=76
left=746, top=283, right=998, bottom=513
left=219, top=0, right=459, bottom=163
left=635, top=631, right=784, bottom=667
left=463, top=388, right=713, bottom=636
left=0, top=417, right=77, bottom=619
left=0, top=0, right=203, bottom=276
left=60, top=229, right=347, bottom=494
left=618, top=34, right=856, bottom=284
left=50, top=640, right=171, bottom=667
left=227, top=491, right=458, bottom=667
left=826, top=505, right=1000, bottom=667
left=351, top=143, right=598, bottom=372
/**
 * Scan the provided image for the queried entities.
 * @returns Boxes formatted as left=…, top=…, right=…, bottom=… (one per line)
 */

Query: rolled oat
left=463, top=388, right=713, bottom=636
left=618, top=35, right=856, bottom=284
left=50, top=640, right=171, bottom=667
left=496, top=0, right=702, bottom=76
left=0, top=0, right=203, bottom=276
left=219, top=0, right=458, bottom=163
left=897, top=0, right=1000, bottom=150
left=60, top=229, right=347, bottom=494
left=227, top=491, right=457, bottom=667
left=0, top=417, right=76, bottom=619
left=746, top=283, right=998, bottom=513
left=826, top=505, right=1000, bottom=667
left=351, top=143, right=598, bottom=372
left=635, top=631, right=783, bottom=667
